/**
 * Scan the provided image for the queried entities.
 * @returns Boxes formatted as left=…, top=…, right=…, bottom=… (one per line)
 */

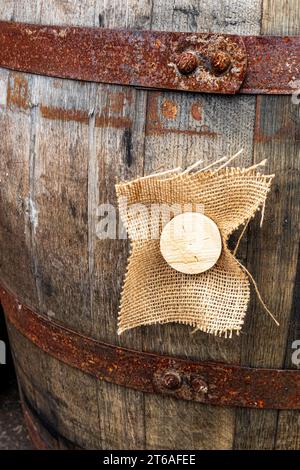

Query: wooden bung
left=160, top=212, right=222, bottom=274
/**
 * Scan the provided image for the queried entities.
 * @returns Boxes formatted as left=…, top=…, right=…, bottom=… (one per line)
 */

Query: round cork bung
left=160, top=212, right=222, bottom=274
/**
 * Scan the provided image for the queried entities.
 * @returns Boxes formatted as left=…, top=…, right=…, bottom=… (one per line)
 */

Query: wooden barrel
left=0, top=0, right=299, bottom=450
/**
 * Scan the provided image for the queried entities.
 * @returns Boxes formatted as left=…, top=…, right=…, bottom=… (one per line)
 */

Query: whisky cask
left=0, top=0, right=299, bottom=450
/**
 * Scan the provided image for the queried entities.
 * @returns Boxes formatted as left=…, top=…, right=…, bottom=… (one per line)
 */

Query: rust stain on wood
left=103, top=91, right=132, bottom=115
left=146, top=92, right=218, bottom=137
left=95, top=114, right=132, bottom=129
left=161, top=99, right=178, bottom=119
left=21, top=404, right=49, bottom=450
left=7, top=73, right=30, bottom=110
left=40, top=105, right=89, bottom=124
left=147, top=125, right=218, bottom=137
left=191, top=103, right=202, bottom=121
left=52, top=80, right=63, bottom=89
left=39, top=105, right=132, bottom=129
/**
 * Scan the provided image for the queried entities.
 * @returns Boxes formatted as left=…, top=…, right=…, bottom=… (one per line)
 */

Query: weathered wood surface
left=0, top=0, right=39, bottom=306
left=234, top=0, right=300, bottom=450
left=0, top=0, right=299, bottom=450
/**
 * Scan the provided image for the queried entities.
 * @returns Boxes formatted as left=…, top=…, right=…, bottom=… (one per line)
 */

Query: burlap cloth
left=116, top=166, right=273, bottom=337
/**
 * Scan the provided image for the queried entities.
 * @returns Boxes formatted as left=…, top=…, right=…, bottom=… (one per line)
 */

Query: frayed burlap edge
left=116, top=156, right=275, bottom=338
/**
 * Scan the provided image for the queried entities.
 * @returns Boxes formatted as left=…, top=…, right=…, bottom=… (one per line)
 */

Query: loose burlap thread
left=116, top=161, right=274, bottom=338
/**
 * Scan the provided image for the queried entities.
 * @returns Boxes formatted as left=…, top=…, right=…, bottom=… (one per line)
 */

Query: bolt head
left=211, top=51, right=231, bottom=75
left=162, top=371, right=182, bottom=390
left=175, top=52, right=198, bottom=75
left=191, top=377, right=208, bottom=394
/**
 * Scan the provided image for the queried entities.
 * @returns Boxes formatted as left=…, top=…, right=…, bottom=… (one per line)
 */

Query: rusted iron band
left=1, top=284, right=300, bottom=410
left=21, top=403, right=49, bottom=450
left=0, top=21, right=299, bottom=94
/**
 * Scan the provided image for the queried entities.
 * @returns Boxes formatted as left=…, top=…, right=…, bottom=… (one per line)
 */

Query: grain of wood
left=0, top=71, right=37, bottom=306
left=30, top=76, right=92, bottom=331
left=234, top=0, right=300, bottom=450
left=262, top=0, right=300, bottom=35
left=0, top=3, right=43, bottom=307
left=7, top=0, right=103, bottom=450
left=12, top=0, right=42, bottom=22
left=0, top=1, right=14, bottom=20
left=29, top=0, right=98, bottom=329
left=90, top=0, right=153, bottom=449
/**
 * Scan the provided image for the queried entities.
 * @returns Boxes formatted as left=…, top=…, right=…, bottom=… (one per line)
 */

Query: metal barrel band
left=21, top=403, right=50, bottom=450
left=1, top=284, right=300, bottom=410
left=0, top=21, right=299, bottom=94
